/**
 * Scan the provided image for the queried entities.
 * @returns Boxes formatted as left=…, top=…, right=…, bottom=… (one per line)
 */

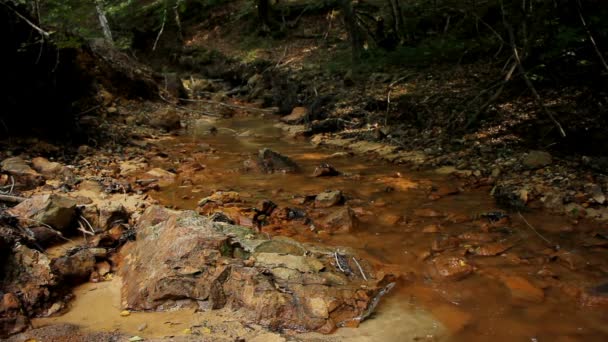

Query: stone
left=315, top=190, right=343, bottom=208
left=422, top=224, right=441, bottom=233
left=120, top=206, right=393, bottom=333
left=95, top=261, right=112, bottom=276
left=413, top=208, right=444, bottom=218
left=320, top=206, right=359, bottom=233
left=254, top=239, right=306, bottom=256
left=1, top=244, right=55, bottom=319
left=98, top=202, right=129, bottom=231
left=8, top=194, right=77, bottom=231
left=281, top=107, right=308, bottom=124
left=0, top=157, right=43, bottom=188
left=29, top=226, right=65, bottom=247
left=31, top=157, right=67, bottom=177
left=580, top=282, right=608, bottom=307
left=500, top=275, right=544, bottom=303
left=256, top=148, right=299, bottom=173
left=255, top=253, right=325, bottom=273
left=51, top=249, right=96, bottom=282
left=590, top=184, right=606, bottom=204
left=522, top=150, right=552, bottom=169
left=198, top=191, right=241, bottom=206
left=0, top=293, right=20, bottom=312
left=312, top=164, right=340, bottom=177
left=473, top=242, right=513, bottom=256
left=431, top=255, right=474, bottom=281
left=149, top=108, right=181, bottom=131
left=144, top=168, right=176, bottom=186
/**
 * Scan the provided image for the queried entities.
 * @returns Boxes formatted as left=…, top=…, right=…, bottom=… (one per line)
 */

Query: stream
left=35, top=115, right=608, bottom=341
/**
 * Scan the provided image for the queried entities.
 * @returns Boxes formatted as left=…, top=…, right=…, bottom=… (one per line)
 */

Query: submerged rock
left=120, top=206, right=395, bottom=333
left=256, top=148, right=299, bottom=174
left=315, top=190, right=343, bottom=208
left=312, top=164, right=340, bottom=177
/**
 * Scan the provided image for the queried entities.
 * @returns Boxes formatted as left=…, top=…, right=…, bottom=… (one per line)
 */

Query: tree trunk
left=258, top=0, right=271, bottom=32
left=340, top=0, right=363, bottom=65
left=95, top=0, right=113, bottom=44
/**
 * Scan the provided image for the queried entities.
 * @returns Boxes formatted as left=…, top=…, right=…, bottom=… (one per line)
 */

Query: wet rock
left=429, top=184, right=460, bottom=200
left=149, top=108, right=181, bottom=131
left=281, top=107, right=308, bottom=124
left=500, top=275, right=544, bottom=304
left=257, top=148, right=299, bottom=173
left=522, top=150, right=552, bottom=169
left=315, top=190, right=343, bottom=208
left=413, top=208, right=444, bottom=218
left=121, top=206, right=393, bottom=333
left=430, top=255, right=474, bottom=281
left=320, top=206, right=359, bottom=233
left=473, top=242, right=513, bottom=256
left=144, top=168, right=176, bottom=186
left=493, top=185, right=527, bottom=210
left=0, top=157, right=43, bottom=188
left=422, top=224, right=441, bottom=233
left=580, top=282, right=608, bottom=307
left=553, top=250, right=587, bottom=270
left=312, top=164, right=340, bottom=177
left=51, top=249, right=96, bottom=282
left=8, top=194, right=77, bottom=231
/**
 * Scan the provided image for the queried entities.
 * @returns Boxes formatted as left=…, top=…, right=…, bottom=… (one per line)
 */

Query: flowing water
left=36, top=116, right=608, bottom=341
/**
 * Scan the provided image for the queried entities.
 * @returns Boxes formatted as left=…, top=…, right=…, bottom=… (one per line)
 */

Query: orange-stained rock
left=120, top=206, right=396, bottom=333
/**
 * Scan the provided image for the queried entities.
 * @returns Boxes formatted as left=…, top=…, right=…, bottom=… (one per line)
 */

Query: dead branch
left=0, top=194, right=26, bottom=203
left=576, top=0, right=608, bottom=73
left=152, top=8, right=167, bottom=51
left=0, top=1, right=50, bottom=38
left=501, top=0, right=566, bottom=137
left=385, top=73, right=413, bottom=125
left=352, top=257, right=368, bottom=281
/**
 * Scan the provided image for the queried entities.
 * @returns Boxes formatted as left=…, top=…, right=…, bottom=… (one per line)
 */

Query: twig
left=517, top=211, right=557, bottom=248
left=0, top=1, right=50, bottom=38
left=79, top=215, right=96, bottom=234
left=385, top=74, right=412, bottom=125
left=0, top=194, right=26, bottom=203
left=352, top=257, right=368, bottom=281
left=7, top=175, right=15, bottom=194
left=77, top=221, right=94, bottom=236
left=576, top=0, right=608, bottom=73
left=334, top=252, right=346, bottom=273
left=152, top=9, right=167, bottom=51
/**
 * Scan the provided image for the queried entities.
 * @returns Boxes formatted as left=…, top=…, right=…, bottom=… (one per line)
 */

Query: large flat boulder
left=120, top=206, right=395, bottom=333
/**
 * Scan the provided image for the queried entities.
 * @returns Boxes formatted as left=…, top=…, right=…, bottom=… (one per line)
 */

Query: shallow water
left=38, top=116, right=608, bottom=341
